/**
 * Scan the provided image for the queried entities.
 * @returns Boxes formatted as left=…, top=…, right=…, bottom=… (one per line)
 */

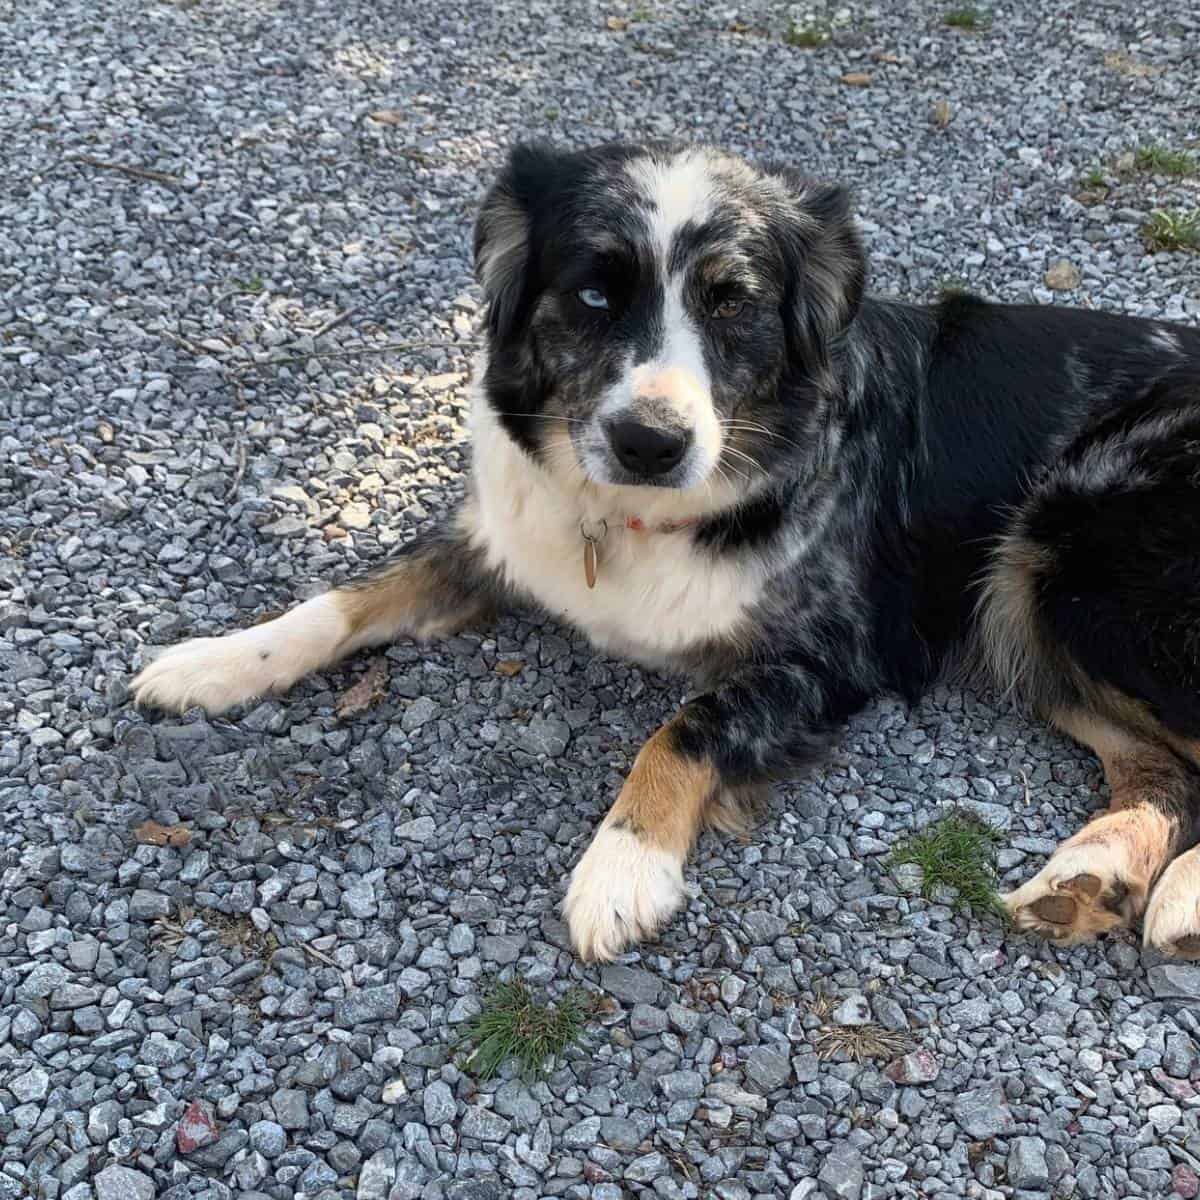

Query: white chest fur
left=465, top=391, right=762, bottom=665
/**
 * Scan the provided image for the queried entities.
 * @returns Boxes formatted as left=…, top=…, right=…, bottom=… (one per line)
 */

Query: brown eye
left=711, top=297, right=745, bottom=320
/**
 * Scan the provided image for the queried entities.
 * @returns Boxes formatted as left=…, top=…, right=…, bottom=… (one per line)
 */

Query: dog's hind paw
left=562, top=824, right=688, bottom=962
left=1002, top=815, right=1153, bottom=946
left=1144, top=848, right=1200, bottom=959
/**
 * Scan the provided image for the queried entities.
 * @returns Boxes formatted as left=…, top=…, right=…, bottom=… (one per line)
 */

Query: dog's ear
left=474, top=142, right=569, bottom=343
left=768, top=171, right=867, bottom=378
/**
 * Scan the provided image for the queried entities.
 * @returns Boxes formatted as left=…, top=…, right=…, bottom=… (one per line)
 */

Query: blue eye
left=578, top=287, right=609, bottom=310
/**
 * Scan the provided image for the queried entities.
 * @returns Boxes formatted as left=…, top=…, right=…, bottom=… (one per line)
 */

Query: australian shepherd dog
left=134, top=142, right=1200, bottom=964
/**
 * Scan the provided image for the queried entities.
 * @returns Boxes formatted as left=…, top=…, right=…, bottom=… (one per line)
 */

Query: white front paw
left=131, top=633, right=280, bottom=716
left=562, top=824, right=688, bottom=961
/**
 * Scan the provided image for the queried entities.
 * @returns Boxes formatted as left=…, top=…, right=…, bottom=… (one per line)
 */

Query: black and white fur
left=134, top=142, right=1200, bottom=964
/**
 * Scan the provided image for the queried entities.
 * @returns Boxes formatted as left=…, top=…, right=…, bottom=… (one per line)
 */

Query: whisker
left=722, top=446, right=767, bottom=476
left=719, top=420, right=806, bottom=453
left=492, top=411, right=590, bottom=426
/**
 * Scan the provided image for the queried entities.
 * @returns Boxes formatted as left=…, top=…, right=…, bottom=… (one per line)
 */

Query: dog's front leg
left=132, top=506, right=498, bottom=715
left=563, top=664, right=851, bottom=961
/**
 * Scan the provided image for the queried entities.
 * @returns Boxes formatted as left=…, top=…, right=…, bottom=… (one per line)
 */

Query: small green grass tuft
left=1141, top=208, right=1200, bottom=253
left=943, top=6, right=989, bottom=29
left=1134, top=143, right=1196, bottom=178
left=890, top=812, right=1006, bottom=919
left=1081, top=165, right=1107, bottom=189
left=461, top=980, right=596, bottom=1080
left=783, top=22, right=829, bottom=48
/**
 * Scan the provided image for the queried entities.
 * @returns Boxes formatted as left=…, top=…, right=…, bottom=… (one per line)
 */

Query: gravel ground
left=3, top=1, right=1200, bottom=1198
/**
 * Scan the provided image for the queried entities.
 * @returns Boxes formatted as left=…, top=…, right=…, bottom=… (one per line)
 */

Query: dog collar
left=579, top=515, right=698, bottom=589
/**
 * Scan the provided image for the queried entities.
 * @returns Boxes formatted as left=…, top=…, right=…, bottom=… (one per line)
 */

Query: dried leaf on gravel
left=368, top=109, right=405, bottom=125
left=134, top=820, right=192, bottom=847
left=336, top=658, right=390, bottom=718
left=840, top=72, right=873, bottom=87
left=494, top=659, right=524, bottom=677
left=606, top=15, right=628, bottom=31
left=932, top=98, right=953, bottom=127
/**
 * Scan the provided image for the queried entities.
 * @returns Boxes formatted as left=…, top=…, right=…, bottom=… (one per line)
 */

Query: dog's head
left=474, top=142, right=865, bottom=503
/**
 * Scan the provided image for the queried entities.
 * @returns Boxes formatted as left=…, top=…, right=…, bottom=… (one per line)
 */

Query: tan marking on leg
left=339, top=556, right=491, bottom=647
left=340, top=502, right=492, bottom=646
left=609, top=724, right=719, bottom=858
left=133, top=512, right=490, bottom=715
left=1004, top=708, right=1186, bottom=945
left=563, top=722, right=724, bottom=962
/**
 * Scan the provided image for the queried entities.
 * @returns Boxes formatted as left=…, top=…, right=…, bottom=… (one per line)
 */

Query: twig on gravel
left=161, top=328, right=209, bottom=356
left=235, top=338, right=478, bottom=371
left=226, top=439, right=247, bottom=500
left=302, top=941, right=343, bottom=971
left=311, top=305, right=364, bottom=339
left=311, top=288, right=402, bottom=339
left=395, top=148, right=450, bottom=166
left=69, top=154, right=184, bottom=186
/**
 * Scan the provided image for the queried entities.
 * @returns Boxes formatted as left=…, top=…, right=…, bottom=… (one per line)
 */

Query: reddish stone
left=884, top=1049, right=941, bottom=1085
left=1174, top=1164, right=1199, bottom=1199
left=176, top=1100, right=217, bottom=1154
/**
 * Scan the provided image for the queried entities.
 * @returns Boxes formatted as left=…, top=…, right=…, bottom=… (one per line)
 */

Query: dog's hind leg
left=1002, top=710, right=1196, bottom=944
left=981, top=396, right=1200, bottom=950
left=131, top=506, right=498, bottom=715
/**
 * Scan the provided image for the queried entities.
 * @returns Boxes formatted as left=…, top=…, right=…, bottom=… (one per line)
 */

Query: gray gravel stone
left=248, top=1120, right=286, bottom=1159
left=272, top=1089, right=310, bottom=1130
left=600, top=965, right=661, bottom=1004
left=460, top=1105, right=512, bottom=1142
left=128, top=889, right=171, bottom=920
left=659, top=1071, right=704, bottom=1100
left=954, top=1083, right=1015, bottom=1139
left=423, top=1080, right=456, bottom=1126
left=1008, top=1137, right=1050, bottom=1190
left=10, top=1066, right=49, bottom=1103
left=832, top=994, right=872, bottom=1026
left=630, top=1003, right=669, bottom=1037
left=625, top=1152, right=669, bottom=1183
left=335, top=984, right=400, bottom=1025
left=1148, top=964, right=1200, bottom=1000
left=88, top=1100, right=123, bottom=1145
left=818, top=1144, right=864, bottom=1200
left=93, top=1166, right=156, bottom=1200
left=357, top=1148, right=395, bottom=1200
left=745, top=1046, right=792, bottom=1092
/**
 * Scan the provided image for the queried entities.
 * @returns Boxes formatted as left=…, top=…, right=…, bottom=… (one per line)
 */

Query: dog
left=132, top=140, right=1200, bottom=963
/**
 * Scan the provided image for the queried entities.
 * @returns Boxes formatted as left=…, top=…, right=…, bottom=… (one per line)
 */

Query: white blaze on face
left=596, top=153, right=722, bottom=485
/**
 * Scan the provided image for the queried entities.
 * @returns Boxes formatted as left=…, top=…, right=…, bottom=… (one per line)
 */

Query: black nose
left=607, top=420, right=691, bottom=477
